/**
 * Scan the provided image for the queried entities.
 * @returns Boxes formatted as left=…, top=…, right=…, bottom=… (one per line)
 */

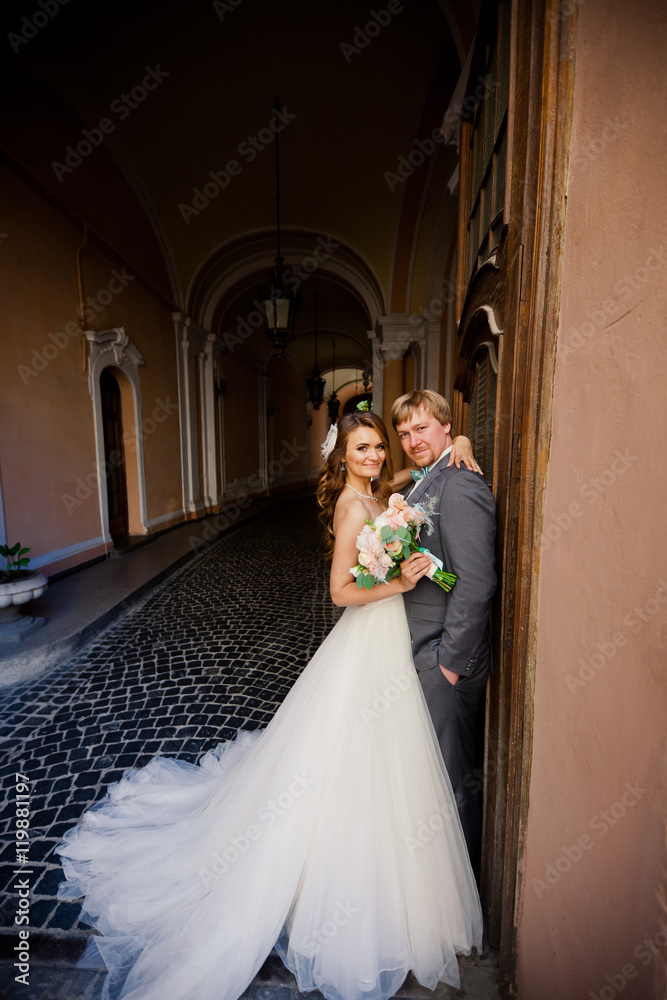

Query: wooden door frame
left=452, top=0, right=576, bottom=993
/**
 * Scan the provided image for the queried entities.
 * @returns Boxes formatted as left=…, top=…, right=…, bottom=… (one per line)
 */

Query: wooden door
left=450, top=1, right=576, bottom=992
left=100, top=367, right=129, bottom=541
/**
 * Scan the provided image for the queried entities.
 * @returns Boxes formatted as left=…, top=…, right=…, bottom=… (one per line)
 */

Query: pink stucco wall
left=516, top=1, right=667, bottom=997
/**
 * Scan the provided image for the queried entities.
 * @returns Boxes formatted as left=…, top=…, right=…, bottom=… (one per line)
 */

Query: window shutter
left=465, top=0, right=511, bottom=278
left=467, top=350, right=497, bottom=488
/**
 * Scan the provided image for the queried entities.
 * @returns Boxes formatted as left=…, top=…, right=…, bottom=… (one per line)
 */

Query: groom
left=392, top=390, right=497, bottom=868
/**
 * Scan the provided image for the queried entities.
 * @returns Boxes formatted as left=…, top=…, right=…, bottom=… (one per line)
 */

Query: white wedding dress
left=57, top=594, right=483, bottom=1000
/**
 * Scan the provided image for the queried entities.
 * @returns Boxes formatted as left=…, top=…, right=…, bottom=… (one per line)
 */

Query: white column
left=201, top=333, right=224, bottom=508
left=367, top=330, right=384, bottom=416
left=197, top=351, right=211, bottom=509
left=258, top=372, right=269, bottom=492
left=173, top=313, right=210, bottom=517
left=0, top=456, right=7, bottom=555
left=216, top=365, right=227, bottom=503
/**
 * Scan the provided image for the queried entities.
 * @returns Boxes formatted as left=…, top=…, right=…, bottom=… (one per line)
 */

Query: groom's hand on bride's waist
left=440, top=664, right=459, bottom=685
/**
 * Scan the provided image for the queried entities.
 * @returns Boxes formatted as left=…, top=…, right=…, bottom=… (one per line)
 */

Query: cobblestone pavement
left=0, top=498, right=337, bottom=935
left=0, top=497, right=499, bottom=999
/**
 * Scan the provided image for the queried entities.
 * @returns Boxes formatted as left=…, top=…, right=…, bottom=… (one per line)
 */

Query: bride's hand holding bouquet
left=351, top=493, right=457, bottom=594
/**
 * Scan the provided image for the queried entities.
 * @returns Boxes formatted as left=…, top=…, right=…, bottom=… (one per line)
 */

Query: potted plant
left=0, top=543, right=48, bottom=643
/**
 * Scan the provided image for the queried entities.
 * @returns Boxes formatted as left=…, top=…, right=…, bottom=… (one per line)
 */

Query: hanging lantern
left=258, top=96, right=301, bottom=357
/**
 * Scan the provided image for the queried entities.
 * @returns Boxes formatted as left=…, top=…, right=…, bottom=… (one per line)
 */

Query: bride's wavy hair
left=316, top=412, right=394, bottom=563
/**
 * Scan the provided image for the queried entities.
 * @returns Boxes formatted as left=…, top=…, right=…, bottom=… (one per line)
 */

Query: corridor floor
left=0, top=497, right=500, bottom=1000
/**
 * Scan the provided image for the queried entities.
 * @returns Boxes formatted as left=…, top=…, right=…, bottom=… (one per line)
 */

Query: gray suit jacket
left=402, top=463, right=497, bottom=676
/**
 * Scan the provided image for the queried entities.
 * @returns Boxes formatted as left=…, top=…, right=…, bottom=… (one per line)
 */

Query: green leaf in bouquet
left=397, top=527, right=411, bottom=541
left=356, top=575, right=364, bottom=589
left=362, top=575, right=375, bottom=590
left=402, top=545, right=411, bottom=559
left=380, top=525, right=394, bottom=540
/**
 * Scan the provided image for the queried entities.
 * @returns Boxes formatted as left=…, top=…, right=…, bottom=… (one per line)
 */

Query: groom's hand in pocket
left=440, top=664, right=459, bottom=686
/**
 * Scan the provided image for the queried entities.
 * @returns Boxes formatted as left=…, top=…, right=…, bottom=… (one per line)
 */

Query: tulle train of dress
left=57, top=594, right=483, bottom=1000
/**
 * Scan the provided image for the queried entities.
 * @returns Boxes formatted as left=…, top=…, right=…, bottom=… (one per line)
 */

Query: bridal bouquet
left=350, top=494, right=457, bottom=593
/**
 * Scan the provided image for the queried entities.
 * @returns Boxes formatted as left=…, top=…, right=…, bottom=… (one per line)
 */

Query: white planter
left=0, top=573, right=48, bottom=643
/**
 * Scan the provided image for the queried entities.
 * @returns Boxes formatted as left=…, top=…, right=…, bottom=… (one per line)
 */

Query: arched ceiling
left=1, top=0, right=478, bottom=378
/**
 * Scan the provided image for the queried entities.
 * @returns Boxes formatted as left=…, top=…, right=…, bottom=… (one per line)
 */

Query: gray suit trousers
left=418, top=651, right=490, bottom=870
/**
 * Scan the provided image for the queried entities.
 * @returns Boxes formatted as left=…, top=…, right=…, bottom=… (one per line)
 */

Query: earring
left=341, top=462, right=346, bottom=472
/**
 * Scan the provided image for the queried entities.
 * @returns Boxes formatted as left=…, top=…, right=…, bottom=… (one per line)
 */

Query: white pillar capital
left=173, top=311, right=209, bottom=357
left=374, top=313, right=423, bottom=361
left=368, top=314, right=429, bottom=413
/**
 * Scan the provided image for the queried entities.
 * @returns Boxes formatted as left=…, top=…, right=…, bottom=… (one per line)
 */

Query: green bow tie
left=410, top=467, right=429, bottom=482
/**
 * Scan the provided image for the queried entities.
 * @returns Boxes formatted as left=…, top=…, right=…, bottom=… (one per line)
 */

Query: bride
left=57, top=412, right=483, bottom=1000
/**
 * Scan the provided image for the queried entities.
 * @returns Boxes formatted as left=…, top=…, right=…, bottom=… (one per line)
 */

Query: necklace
left=345, top=483, right=380, bottom=502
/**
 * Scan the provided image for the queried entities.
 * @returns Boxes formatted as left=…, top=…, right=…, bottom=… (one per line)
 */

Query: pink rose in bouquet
left=350, top=493, right=457, bottom=593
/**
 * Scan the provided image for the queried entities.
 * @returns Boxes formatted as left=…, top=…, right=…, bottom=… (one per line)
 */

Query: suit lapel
left=404, top=463, right=450, bottom=507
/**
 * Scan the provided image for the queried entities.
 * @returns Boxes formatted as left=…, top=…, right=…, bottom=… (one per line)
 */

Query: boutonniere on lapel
left=350, top=494, right=456, bottom=593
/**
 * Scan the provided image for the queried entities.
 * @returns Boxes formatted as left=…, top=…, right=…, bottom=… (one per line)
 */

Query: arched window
left=467, top=346, right=497, bottom=487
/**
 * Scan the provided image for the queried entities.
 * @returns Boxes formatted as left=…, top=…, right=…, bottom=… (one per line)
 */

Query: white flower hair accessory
left=321, top=423, right=338, bottom=463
